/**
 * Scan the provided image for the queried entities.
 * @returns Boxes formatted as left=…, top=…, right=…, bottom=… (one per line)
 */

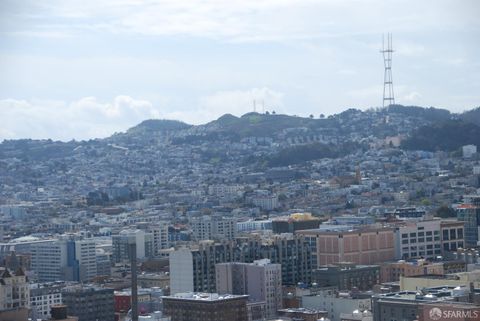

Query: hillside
left=401, top=120, right=480, bottom=152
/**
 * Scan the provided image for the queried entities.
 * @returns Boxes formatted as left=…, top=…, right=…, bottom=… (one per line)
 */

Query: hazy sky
left=1, top=0, right=479, bottom=141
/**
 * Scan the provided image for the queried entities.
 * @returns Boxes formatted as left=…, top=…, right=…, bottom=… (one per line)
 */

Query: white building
left=75, top=238, right=97, bottom=282
left=29, top=283, right=63, bottom=320
left=169, top=248, right=194, bottom=294
left=31, top=240, right=67, bottom=282
left=462, top=144, right=477, bottom=158
left=393, top=219, right=441, bottom=260
left=251, top=195, right=279, bottom=211
left=208, top=184, right=244, bottom=196
left=302, top=289, right=371, bottom=321
left=31, top=238, right=97, bottom=282
left=191, top=216, right=236, bottom=241
left=236, top=219, right=272, bottom=232
left=112, top=229, right=154, bottom=262
left=147, top=223, right=169, bottom=255
left=216, top=259, right=282, bottom=318
left=0, top=268, right=30, bottom=311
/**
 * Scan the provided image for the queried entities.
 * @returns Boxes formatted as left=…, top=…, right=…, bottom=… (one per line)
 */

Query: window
left=443, top=230, right=449, bottom=240
left=457, top=229, right=463, bottom=239
left=450, top=229, right=456, bottom=240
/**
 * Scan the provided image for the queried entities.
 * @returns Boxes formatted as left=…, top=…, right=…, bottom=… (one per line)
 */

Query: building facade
left=61, top=285, right=114, bottom=321
left=0, top=268, right=29, bottom=312
left=112, top=229, right=154, bottom=263
left=456, top=195, right=480, bottom=247
left=170, top=235, right=312, bottom=294
left=393, top=220, right=442, bottom=260
left=30, top=282, right=64, bottom=320
left=31, top=238, right=97, bottom=283
left=312, top=263, right=380, bottom=291
left=216, top=259, right=282, bottom=318
left=191, top=215, right=236, bottom=241
left=162, top=293, right=249, bottom=321
left=296, top=228, right=395, bottom=267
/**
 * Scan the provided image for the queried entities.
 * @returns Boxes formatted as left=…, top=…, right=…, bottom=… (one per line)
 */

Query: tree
left=436, top=205, right=456, bottom=218
left=320, top=114, right=325, bottom=119
left=309, top=114, right=314, bottom=119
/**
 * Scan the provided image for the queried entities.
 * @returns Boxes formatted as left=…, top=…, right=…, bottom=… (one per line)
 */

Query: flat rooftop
left=163, top=292, right=248, bottom=302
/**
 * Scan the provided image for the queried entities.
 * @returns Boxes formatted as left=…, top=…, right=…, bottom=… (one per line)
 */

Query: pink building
left=297, top=228, right=395, bottom=266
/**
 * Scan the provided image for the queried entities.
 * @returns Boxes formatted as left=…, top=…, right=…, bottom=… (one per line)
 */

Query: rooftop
left=163, top=292, right=248, bottom=302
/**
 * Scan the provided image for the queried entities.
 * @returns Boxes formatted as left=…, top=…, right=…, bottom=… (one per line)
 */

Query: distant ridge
left=127, top=119, right=191, bottom=133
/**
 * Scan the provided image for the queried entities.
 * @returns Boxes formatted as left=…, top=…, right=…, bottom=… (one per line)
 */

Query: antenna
left=253, top=100, right=257, bottom=113
left=381, top=33, right=395, bottom=108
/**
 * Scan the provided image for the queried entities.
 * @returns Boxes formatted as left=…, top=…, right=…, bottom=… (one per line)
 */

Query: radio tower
left=381, top=33, right=395, bottom=108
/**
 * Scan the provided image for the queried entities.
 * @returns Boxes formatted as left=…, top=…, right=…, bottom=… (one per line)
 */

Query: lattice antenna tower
left=381, top=33, right=395, bottom=108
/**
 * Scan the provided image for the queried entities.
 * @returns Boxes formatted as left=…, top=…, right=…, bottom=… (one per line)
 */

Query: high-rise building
left=170, top=235, right=312, bottom=294
left=191, top=215, right=236, bottom=241
left=61, top=285, right=114, bottom=321
left=216, top=259, right=282, bottom=318
left=147, top=222, right=170, bottom=255
left=30, top=238, right=97, bottom=282
left=456, top=195, right=480, bottom=247
left=162, top=292, right=249, bottom=321
left=112, top=229, right=154, bottom=263
left=0, top=268, right=29, bottom=312
left=31, top=240, right=67, bottom=282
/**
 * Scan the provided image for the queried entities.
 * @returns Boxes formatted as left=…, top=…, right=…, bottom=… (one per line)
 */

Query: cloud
left=3, top=0, right=479, bottom=43
left=0, top=96, right=162, bottom=141
left=0, top=88, right=284, bottom=141
left=403, top=91, right=422, bottom=102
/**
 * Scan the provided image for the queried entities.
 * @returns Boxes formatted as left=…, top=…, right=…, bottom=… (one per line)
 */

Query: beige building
left=400, top=270, right=480, bottom=291
left=0, top=268, right=29, bottom=311
left=380, top=259, right=444, bottom=283
left=297, top=227, right=395, bottom=267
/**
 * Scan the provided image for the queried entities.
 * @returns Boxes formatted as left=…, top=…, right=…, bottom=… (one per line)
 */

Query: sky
left=0, top=0, right=479, bottom=141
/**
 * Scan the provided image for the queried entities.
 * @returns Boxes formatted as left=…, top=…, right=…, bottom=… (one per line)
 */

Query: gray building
left=313, top=263, right=380, bottom=291
left=112, top=229, right=154, bottom=263
left=191, top=215, right=236, bottom=241
left=456, top=195, right=480, bottom=247
left=371, top=286, right=479, bottom=321
left=216, top=259, right=282, bottom=318
left=170, top=234, right=312, bottom=294
left=62, top=285, right=114, bottom=321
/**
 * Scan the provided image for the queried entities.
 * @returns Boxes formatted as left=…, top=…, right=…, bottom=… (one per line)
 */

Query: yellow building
left=400, top=270, right=480, bottom=291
